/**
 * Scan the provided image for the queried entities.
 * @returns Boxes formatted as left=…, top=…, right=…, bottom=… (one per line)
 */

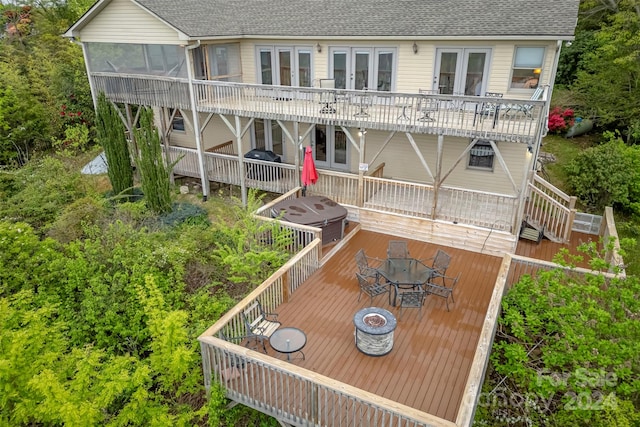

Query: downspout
left=70, top=37, right=98, bottom=111
left=184, top=40, right=210, bottom=201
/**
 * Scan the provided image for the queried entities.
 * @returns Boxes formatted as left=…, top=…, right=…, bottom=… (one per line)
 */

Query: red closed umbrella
left=301, top=146, right=318, bottom=195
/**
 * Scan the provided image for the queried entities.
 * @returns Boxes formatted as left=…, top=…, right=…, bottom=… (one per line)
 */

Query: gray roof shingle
left=135, top=0, right=579, bottom=39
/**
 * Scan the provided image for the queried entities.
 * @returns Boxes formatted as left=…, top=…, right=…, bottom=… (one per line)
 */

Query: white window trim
left=467, top=139, right=495, bottom=171
left=509, top=46, right=546, bottom=91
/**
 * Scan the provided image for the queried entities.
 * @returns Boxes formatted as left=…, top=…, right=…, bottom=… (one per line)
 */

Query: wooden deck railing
left=198, top=238, right=456, bottom=427
left=165, top=146, right=519, bottom=233
left=206, top=140, right=235, bottom=155
left=600, top=207, right=625, bottom=276
left=524, top=174, right=576, bottom=242
left=91, top=73, right=546, bottom=144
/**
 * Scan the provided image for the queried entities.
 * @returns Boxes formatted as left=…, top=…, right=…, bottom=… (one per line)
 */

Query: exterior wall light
left=316, top=43, right=322, bottom=53
left=412, top=42, right=418, bottom=54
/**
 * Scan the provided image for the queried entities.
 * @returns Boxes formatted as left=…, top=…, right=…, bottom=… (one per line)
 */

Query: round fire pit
left=353, top=307, right=397, bottom=356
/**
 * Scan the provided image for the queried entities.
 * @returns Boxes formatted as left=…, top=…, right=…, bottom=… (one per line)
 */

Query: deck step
left=520, top=222, right=544, bottom=243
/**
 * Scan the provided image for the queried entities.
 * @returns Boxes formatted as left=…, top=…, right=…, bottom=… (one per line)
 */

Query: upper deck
left=91, top=73, right=547, bottom=145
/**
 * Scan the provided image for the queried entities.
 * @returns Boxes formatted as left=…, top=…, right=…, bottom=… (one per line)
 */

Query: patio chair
left=424, top=249, right=451, bottom=285
left=242, top=300, right=281, bottom=353
left=319, top=78, right=337, bottom=113
left=474, top=92, right=503, bottom=127
left=423, top=272, right=460, bottom=311
left=398, top=289, right=427, bottom=319
left=502, top=85, right=545, bottom=119
left=355, top=248, right=382, bottom=279
left=356, top=272, right=389, bottom=305
left=387, top=240, right=409, bottom=259
left=416, top=88, right=439, bottom=122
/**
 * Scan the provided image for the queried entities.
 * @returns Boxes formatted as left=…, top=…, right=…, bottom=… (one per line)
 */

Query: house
left=64, top=1, right=620, bottom=426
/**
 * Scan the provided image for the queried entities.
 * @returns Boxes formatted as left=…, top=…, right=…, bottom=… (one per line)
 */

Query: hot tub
left=271, top=196, right=348, bottom=245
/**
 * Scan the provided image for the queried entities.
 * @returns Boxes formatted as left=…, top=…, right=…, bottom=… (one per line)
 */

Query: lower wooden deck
left=515, top=231, right=600, bottom=269
left=263, top=229, right=502, bottom=422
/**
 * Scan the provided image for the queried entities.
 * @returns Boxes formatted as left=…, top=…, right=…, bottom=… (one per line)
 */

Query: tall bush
left=95, top=92, right=133, bottom=199
left=133, top=106, right=172, bottom=214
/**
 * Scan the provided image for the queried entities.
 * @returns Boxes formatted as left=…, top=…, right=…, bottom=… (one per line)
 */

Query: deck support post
left=184, top=40, right=210, bottom=200
left=235, top=115, right=247, bottom=206
left=357, top=128, right=366, bottom=207
left=431, top=134, right=444, bottom=219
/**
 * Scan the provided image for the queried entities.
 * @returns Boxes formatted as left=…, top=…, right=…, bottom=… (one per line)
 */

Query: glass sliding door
left=259, top=49, right=273, bottom=84
left=331, top=50, right=349, bottom=89
left=251, top=119, right=284, bottom=156
left=353, top=49, right=372, bottom=90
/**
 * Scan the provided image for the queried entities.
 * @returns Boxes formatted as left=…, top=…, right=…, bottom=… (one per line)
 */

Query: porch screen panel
left=297, top=51, right=311, bottom=87
left=376, top=51, right=393, bottom=91
left=208, top=43, right=241, bottom=82
left=332, top=52, right=347, bottom=89
left=85, top=42, right=186, bottom=77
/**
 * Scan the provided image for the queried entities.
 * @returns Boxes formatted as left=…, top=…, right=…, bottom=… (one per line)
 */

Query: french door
left=251, top=119, right=284, bottom=156
left=433, top=48, right=491, bottom=96
left=313, top=124, right=348, bottom=170
left=257, top=46, right=312, bottom=87
left=330, top=47, right=395, bottom=91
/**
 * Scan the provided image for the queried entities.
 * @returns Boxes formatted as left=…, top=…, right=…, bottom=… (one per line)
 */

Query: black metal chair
left=424, top=249, right=451, bottom=285
left=423, top=272, right=460, bottom=311
left=398, top=289, right=427, bottom=319
left=356, top=272, right=389, bottom=305
left=355, top=248, right=382, bottom=279
left=241, top=300, right=281, bottom=353
left=474, top=92, right=503, bottom=127
left=387, top=240, right=409, bottom=259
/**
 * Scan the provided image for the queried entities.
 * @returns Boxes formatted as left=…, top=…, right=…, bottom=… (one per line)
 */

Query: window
left=468, top=139, right=494, bottom=170
left=330, top=47, right=397, bottom=91
left=510, top=47, right=544, bottom=89
left=170, top=109, right=185, bottom=132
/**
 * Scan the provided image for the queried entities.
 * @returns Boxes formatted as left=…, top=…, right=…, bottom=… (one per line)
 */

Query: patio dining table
left=376, top=258, right=434, bottom=306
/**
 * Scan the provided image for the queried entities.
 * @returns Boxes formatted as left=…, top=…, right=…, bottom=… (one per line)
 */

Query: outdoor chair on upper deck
left=423, top=249, right=451, bottom=285
left=387, top=240, right=409, bottom=259
left=502, top=85, right=545, bottom=119
left=355, top=248, right=382, bottom=280
left=242, top=300, right=281, bottom=353
left=398, top=289, right=427, bottom=320
left=416, top=89, right=440, bottom=122
left=474, top=92, right=503, bottom=127
left=319, top=78, right=337, bottom=113
left=423, top=272, right=460, bottom=311
left=356, top=272, right=390, bottom=306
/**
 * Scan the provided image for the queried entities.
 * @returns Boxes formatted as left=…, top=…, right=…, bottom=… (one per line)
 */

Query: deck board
left=515, top=231, right=599, bottom=268
left=261, top=229, right=501, bottom=422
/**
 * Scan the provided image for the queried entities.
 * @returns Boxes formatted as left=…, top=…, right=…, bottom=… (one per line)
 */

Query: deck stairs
left=519, top=219, right=544, bottom=243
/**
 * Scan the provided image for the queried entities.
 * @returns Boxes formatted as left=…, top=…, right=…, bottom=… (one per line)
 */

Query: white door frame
left=433, top=48, right=492, bottom=95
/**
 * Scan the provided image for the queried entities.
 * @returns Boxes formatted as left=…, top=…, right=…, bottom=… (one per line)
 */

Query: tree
left=133, top=106, right=173, bottom=214
left=568, top=0, right=640, bottom=140
left=95, top=93, right=134, bottom=199
left=475, top=258, right=640, bottom=426
left=564, top=132, right=640, bottom=216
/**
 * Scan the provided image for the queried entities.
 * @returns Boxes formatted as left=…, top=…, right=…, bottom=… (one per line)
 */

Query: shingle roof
left=134, top=0, right=579, bottom=39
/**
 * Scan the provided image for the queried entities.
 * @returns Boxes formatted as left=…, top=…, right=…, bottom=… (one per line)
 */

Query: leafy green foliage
left=564, top=133, right=640, bottom=216
left=475, top=252, right=640, bottom=426
left=95, top=93, right=134, bottom=199
left=133, top=106, right=173, bottom=214
left=0, top=157, right=85, bottom=230
left=210, top=190, right=292, bottom=285
left=565, top=1, right=640, bottom=140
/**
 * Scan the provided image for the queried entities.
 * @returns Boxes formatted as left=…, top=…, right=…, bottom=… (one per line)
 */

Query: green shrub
left=0, top=157, right=84, bottom=230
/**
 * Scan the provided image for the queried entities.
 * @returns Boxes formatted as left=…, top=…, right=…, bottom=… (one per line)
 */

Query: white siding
left=79, top=0, right=183, bottom=44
